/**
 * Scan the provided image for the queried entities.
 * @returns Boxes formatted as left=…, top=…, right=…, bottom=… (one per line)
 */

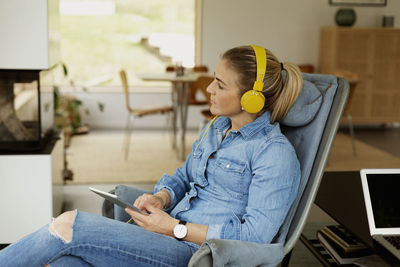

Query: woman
left=0, top=45, right=303, bottom=266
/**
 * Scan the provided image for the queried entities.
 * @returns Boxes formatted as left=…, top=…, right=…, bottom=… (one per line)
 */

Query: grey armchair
left=103, top=73, right=349, bottom=267
left=188, top=74, right=349, bottom=266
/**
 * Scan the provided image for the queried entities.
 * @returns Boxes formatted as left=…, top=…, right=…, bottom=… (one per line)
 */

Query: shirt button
left=226, top=164, right=230, bottom=168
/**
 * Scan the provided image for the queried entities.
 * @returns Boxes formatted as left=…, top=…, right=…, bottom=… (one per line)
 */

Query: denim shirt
left=154, top=111, right=300, bottom=245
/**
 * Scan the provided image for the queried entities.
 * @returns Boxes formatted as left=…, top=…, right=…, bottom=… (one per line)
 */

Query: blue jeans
left=0, top=187, right=197, bottom=266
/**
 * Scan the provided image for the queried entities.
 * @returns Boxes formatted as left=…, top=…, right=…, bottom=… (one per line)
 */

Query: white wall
left=201, top=0, right=400, bottom=72
left=0, top=0, right=60, bottom=70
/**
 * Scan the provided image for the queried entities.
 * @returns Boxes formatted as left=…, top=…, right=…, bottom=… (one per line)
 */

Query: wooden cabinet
left=319, top=27, right=400, bottom=124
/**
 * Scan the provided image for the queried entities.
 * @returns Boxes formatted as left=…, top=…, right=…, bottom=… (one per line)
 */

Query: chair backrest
left=191, top=75, right=214, bottom=104
left=193, top=65, right=208, bottom=73
left=333, top=70, right=359, bottom=114
left=274, top=74, right=349, bottom=254
left=119, top=70, right=132, bottom=112
left=166, top=65, right=209, bottom=73
left=165, top=65, right=176, bottom=72
left=298, top=64, right=315, bottom=73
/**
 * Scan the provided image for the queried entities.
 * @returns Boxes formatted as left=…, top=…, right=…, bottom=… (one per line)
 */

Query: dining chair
left=333, top=69, right=359, bottom=156
left=120, top=69, right=175, bottom=160
left=191, top=76, right=214, bottom=125
left=166, top=65, right=210, bottom=106
left=188, top=66, right=210, bottom=106
left=165, top=65, right=176, bottom=72
left=298, top=64, right=315, bottom=73
left=193, top=65, right=209, bottom=73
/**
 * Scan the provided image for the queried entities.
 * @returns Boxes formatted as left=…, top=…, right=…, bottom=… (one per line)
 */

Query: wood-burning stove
left=0, top=70, right=53, bottom=151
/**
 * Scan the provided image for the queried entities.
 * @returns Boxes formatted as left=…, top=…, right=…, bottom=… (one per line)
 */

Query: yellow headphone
left=240, top=45, right=267, bottom=114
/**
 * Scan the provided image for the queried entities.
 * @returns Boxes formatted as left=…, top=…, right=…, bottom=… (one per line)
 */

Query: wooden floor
left=344, top=126, right=400, bottom=158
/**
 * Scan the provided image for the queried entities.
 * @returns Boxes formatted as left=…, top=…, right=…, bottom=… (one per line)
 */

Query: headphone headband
left=250, top=45, right=267, bottom=92
left=240, top=45, right=267, bottom=114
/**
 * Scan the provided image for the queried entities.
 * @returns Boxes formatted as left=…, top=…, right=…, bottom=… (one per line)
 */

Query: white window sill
left=41, top=85, right=172, bottom=94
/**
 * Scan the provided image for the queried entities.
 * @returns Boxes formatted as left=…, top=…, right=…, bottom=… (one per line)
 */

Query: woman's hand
left=125, top=203, right=178, bottom=237
left=133, top=190, right=170, bottom=212
left=133, top=193, right=165, bottom=211
left=127, top=191, right=208, bottom=244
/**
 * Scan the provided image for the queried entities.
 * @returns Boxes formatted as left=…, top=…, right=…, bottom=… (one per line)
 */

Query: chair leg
left=346, top=113, right=357, bottom=156
left=124, top=114, right=134, bottom=161
left=166, top=111, right=177, bottom=150
left=165, top=112, right=170, bottom=136
left=171, top=90, right=178, bottom=150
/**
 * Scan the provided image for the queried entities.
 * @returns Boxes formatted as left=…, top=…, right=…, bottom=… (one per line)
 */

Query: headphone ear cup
left=241, top=90, right=265, bottom=114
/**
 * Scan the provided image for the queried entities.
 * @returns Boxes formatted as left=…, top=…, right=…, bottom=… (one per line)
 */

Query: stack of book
left=317, top=225, right=372, bottom=265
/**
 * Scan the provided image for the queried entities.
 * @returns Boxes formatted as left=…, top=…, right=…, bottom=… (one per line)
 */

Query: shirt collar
left=213, top=111, right=273, bottom=140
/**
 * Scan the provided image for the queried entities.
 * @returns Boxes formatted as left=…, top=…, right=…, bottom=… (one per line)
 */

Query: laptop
left=360, top=168, right=400, bottom=259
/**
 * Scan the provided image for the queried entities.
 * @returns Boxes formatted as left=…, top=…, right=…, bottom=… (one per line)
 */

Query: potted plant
left=53, top=63, right=106, bottom=147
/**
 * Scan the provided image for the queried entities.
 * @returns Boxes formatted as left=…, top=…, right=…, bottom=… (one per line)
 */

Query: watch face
left=173, top=224, right=187, bottom=239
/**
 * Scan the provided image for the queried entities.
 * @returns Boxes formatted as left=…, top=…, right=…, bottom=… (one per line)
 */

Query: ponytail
left=270, top=62, right=303, bottom=123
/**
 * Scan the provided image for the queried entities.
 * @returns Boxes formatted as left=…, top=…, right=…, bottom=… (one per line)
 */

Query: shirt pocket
left=215, top=158, right=248, bottom=199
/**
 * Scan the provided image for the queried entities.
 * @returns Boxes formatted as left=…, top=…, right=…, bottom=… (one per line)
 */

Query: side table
left=300, top=171, right=400, bottom=267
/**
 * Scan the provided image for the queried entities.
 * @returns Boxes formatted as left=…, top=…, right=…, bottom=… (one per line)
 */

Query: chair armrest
left=101, top=186, right=152, bottom=221
left=102, top=189, right=116, bottom=218
left=188, top=239, right=284, bottom=267
left=188, top=245, right=212, bottom=267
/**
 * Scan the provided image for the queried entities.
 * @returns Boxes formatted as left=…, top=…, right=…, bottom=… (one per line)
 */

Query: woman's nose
left=206, top=80, right=215, bottom=94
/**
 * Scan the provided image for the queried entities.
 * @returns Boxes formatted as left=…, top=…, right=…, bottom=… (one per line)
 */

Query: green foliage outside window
left=58, top=0, right=194, bottom=87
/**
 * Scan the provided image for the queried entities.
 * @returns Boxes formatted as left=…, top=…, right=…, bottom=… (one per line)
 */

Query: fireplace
left=0, top=1, right=60, bottom=152
left=0, top=70, right=53, bottom=152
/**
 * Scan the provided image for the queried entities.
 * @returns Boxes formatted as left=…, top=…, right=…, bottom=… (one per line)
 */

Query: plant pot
left=335, top=8, right=356, bottom=27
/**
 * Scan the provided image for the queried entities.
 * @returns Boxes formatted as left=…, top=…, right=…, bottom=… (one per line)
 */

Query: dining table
left=136, top=71, right=210, bottom=160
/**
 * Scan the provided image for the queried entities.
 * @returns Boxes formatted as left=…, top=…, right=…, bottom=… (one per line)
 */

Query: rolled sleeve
left=154, top=184, right=177, bottom=212
left=207, top=212, right=243, bottom=241
left=153, top=151, right=197, bottom=210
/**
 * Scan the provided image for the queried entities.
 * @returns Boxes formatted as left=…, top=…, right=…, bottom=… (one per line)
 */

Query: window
left=57, top=0, right=195, bottom=87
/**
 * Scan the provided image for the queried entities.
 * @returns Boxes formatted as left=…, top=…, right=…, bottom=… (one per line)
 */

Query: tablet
left=89, top=187, right=147, bottom=214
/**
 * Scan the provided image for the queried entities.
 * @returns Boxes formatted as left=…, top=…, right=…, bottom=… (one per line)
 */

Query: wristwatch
left=173, top=220, right=187, bottom=241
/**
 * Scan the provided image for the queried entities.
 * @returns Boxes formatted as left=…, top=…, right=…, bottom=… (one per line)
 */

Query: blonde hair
left=222, top=46, right=303, bottom=123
